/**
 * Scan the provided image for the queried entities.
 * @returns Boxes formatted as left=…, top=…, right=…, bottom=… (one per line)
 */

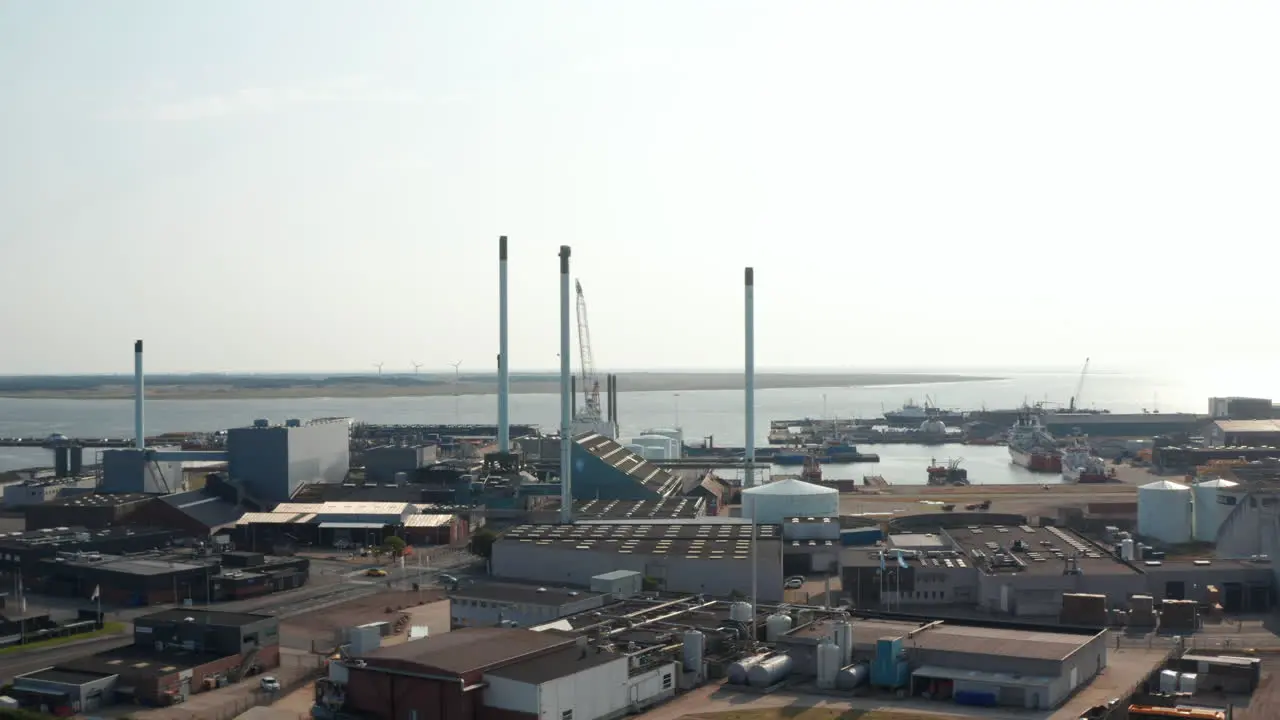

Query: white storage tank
left=1120, top=538, right=1135, bottom=561
left=729, top=602, right=754, bottom=623
left=624, top=443, right=646, bottom=456
left=741, top=478, right=839, bottom=524
left=748, top=654, right=793, bottom=688
left=815, top=640, right=841, bottom=689
left=765, top=613, right=793, bottom=641
left=833, top=619, right=854, bottom=666
left=1193, top=478, right=1243, bottom=543
left=643, top=427, right=684, bottom=447
left=1138, top=479, right=1192, bottom=544
left=682, top=630, right=704, bottom=670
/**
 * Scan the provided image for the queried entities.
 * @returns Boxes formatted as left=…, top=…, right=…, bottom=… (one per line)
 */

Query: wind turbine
left=411, top=361, right=423, bottom=375
left=449, top=361, right=463, bottom=421
left=373, top=362, right=384, bottom=376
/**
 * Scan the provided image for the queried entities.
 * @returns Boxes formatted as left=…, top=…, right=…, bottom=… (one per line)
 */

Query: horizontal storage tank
left=741, top=478, right=839, bottom=524
left=1138, top=479, right=1192, bottom=544
left=748, top=654, right=793, bottom=688
left=1193, top=478, right=1243, bottom=543
left=727, top=653, right=769, bottom=685
left=836, top=663, right=870, bottom=690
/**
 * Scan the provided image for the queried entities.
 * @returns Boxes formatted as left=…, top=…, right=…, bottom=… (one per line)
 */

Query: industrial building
left=1208, top=396, right=1277, bottom=420
left=126, top=486, right=246, bottom=536
left=0, top=525, right=182, bottom=574
left=841, top=523, right=1276, bottom=616
left=542, top=432, right=685, bottom=500
left=225, top=417, right=351, bottom=502
left=545, top=497, right=707, bottom=521
left=320, top=626, right=676, bottom=720
left=741, top=478, right=839, bottom=524
left=99, top=446, right=188, bottom=494
left=24, top=492, right=155, bottom=530
left=491, top=521, right=785, bottom=601
left=362, top=443, right=439, bottom=483
left=1205, top=419, right=1280, bottom=446
left=12, top=609, right=280, bottom=711
left=2, top=476, right=96, bottom=508
left=232, top=500, right=466, bottom=551
left=448, top=582, right=609, bottom=628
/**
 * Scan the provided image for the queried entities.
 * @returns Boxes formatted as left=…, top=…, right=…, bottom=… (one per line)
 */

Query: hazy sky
left=2, top=2, right=1277, bottom=376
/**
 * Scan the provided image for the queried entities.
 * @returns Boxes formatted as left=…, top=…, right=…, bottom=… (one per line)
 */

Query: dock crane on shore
left=1068, top=357, right=1090, bottom=412
left=574, top=280, right=603, bottom=421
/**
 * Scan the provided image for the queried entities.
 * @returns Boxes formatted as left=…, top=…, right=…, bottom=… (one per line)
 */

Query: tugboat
left=801, top=455, right=823, bottom=482
left=1062, top=437, right=1113, bottom=483
left=927, top=457, right=969, bottom=486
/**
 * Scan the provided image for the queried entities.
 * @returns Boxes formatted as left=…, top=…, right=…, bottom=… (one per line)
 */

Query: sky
left=1, top=1, right=1277, bottom=377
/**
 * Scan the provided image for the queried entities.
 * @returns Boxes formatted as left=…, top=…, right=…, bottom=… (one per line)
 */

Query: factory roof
left=785, top=617, right=923, bottom=647
left=18, top=668, right=117, bottom=685
left=946, top=525, right=1138, bottom=576
left=63, top=646, right=225, bottom=679
left=136, top=608, right=275, bottom=627
left=358, top=627, right=573, bottom=675
left=271, top=501, right=413, bottom=516
left=573, top=497, right=704, bottom=520
left=51, top=554, right=209, bottom=575
left=840, top=547, right=973, bottom=571
left=786, top=516, right=840, bottom=526
left=157, top=490, right=243, bottom=529
left=404, top=514, right=453, bottom=528
left=485, top=646, right=622, bottom=684
left=450, top=582, right=604, bottom=606
left=237, top=511, right=316, bottom=525
left=1214, top=420, right=1280, bottom=434
left=501, top=522, right=780, bottom=558
left=41, top=492, right=153, bottom=508
left=910, top=624, right=1100, bottom=662
left=0, top=525, right=174, bottom=551
left=575, top=433, right=683, bottom=497
left=887, top=533, right=952, bottom=549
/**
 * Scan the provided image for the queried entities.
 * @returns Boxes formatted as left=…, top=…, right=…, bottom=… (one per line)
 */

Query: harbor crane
left=1068, top=357, right=1090, bottom=412
left=574, top=280, right=602, bottom=420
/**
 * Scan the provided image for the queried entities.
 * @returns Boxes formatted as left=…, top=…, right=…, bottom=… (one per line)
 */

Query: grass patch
left=0, top=622, right=125, bottom=655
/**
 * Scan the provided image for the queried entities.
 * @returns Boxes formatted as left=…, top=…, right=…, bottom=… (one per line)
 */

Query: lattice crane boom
left=575, top=280, right=602, bottom=419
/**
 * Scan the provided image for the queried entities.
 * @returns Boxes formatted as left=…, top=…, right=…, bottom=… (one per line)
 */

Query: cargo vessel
left=1008, top=411, right=1062, bottom=473
left=883, top=398, right=967, bottom=427
left=927, top=458, right=969, bottom=485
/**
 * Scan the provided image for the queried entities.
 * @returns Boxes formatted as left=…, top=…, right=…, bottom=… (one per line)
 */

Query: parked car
left=260, top=676, right=280, bottom=692
left=785, top=576, right=805, bottom=589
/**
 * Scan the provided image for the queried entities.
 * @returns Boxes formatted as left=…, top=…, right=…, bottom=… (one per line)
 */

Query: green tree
left=469, top=528, right=498, bottom=559
left=382, top=536, right=407, bottom=559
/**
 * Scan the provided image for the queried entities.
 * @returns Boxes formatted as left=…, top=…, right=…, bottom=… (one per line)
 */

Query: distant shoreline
left=0, top=372, right=999, bottom=401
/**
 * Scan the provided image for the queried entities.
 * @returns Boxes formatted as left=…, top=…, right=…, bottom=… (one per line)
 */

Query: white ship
left=1061, top=439, right=1110, bottom=483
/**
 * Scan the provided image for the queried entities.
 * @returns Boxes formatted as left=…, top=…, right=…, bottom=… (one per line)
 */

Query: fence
left=134, top=653, right=325, bottom=720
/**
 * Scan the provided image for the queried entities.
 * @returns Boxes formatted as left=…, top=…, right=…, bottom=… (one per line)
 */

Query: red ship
left=1008, top=410, right=1062, bottom=473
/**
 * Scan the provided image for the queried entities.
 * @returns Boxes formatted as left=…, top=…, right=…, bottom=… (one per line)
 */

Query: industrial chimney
left=134, top=340, right=145, bottom=450
left=498, top=236, right=510, bottom=453
left=559, top=246, right=573, bottom=524
left=744, top=268, right=755, bottom=486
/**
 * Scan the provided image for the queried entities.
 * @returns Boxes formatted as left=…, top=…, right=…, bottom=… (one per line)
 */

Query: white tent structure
left=742, top=478, right=838, bottom=524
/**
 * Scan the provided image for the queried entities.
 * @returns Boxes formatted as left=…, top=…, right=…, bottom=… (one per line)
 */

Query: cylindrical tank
left=681, top=630, right=704, bottom=670
left=741, top=478, right=839, bottom=524
left=624, top=443, right=646, bottom=456
left=1120, top=538, right=1135, bottom=561
left=1137, top=479, right=1192, bottom=544
left=727, top=653, right=769, bottom=685
left=729, top=602, right=753, bottom=623
left=765, top=613, right=793, bottom=642
left=1193, top=478, right=1243, bottom=543
left=747, top=654, right=793, bottom=688
left=815, top=640, right=841, bottom=689
left=833, top=620, right=854, bottom=666
left=836, top=663, right=870, bottom=690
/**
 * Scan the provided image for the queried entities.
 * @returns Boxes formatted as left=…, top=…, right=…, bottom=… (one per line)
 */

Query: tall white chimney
left=134, top=339, right=145, bottom=450
left=559, top=246, right=573, bottom=523
left=498, top=235, right=510, bottom=453
left=744, top=268, right=755, bottom=486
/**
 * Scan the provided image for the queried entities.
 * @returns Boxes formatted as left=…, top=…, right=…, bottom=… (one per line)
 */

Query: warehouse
left=362, top=444, right=438, bottom=483
left=14, top=608, right=280, bottom=710
left=233, top=501, right=421, bottom=551
left=491, top=521, right=785, bottom=601
left=331, top=626, right=676, bottom=720
left=128, top=487, right=245, bottom=537
left=0, top=525, right=182, bottom=575
left=2, top=476, right=96, bottom=509
left=24, top=492, right=155, bottom=530
left=402, top=512, right=468, bottom=546
left=448, top=582, right=608, bottom=629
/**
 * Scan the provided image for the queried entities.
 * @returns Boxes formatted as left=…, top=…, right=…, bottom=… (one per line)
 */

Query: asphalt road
left=0, top=635, right=132, bottom=683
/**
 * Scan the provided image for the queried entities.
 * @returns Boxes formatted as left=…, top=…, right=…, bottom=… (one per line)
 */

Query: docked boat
left=1062, top=439, right=1111, bottom=483
left=801, top=456, right=823, bottom=481
left=772, top=451, right=811, bottom=465
left=883, top=398, right=967, bottom=427
left=1008, top=410, right=1062, bottom=473
left=927, top=457, right=969, bottom=486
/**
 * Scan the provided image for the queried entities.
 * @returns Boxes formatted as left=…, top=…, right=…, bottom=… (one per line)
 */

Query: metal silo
left=1138, top=479, right=1192, bottom=544
left=1193, top=478, right=1243, bottom=543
